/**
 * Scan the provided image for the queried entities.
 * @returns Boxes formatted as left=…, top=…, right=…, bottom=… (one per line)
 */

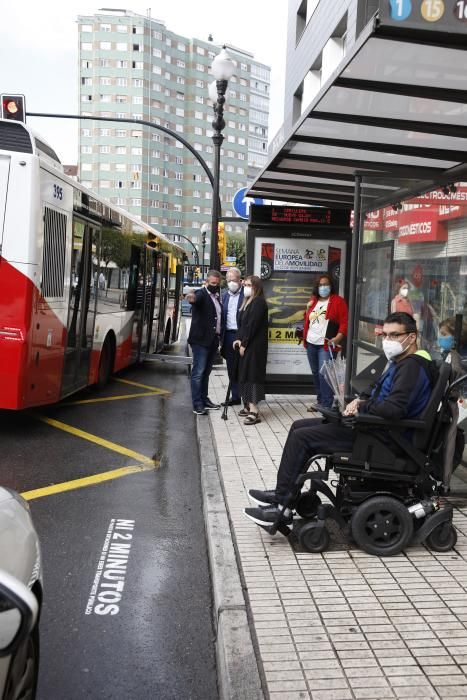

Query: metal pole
left=209, top=79, right=227, bottom=271
left=201, top=231, right=206, bottom=280
left=344, top=172, right=362, bottom=401
left=27, top=112, right=215, bottom=189
left=167, top=233, right=198, bottom=264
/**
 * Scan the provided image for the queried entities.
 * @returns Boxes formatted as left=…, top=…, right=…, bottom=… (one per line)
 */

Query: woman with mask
left=438, top=318, right=467, bottom=377
left=233, top=276, right=269, bottom=425
left=391, top=281, right=414, bottom=315
left=303, top=274, right=348, bottom=410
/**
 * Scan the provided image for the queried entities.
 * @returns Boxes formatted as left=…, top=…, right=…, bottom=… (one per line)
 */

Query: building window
left=100, top=42, right=111, bottom=50
left=81, top=42, right=93, bottom=51
left=81, top=24, right=92, bottom=32
left=99, top=128, right=110, bottom=136
left=117, top=60, right=128, bottom=68
left=196, top=63, right=204, bottom=72
left=133, top=44, right=142, bottom=52
left=116, top=77, right=127, bottom=87
left=100, top=146, right=110, bottom=154
left=81, top=163, right=92, bottom=171
left=153, top=30, right=162, bottom=40
left=195, top=95, right=204, bottom=104
left=116, top=95, right=127, bottom=103
left=132, top=61, right=144, bottom=69
left=132, top=95, right=143, bottom=104
left=100, top=163, right=110, bottom=171
left=81, top=59, right=92, bottom=68
left=116, top=163, right=126, bottom=170
left=150, top=184, right=160, bottom=192
left=116, top=42, right=128, bottom=51
left=116, top=130, right=127, bottom=138
left=176, top=59, right=185, bottom=68
left=117, top=25, right=127, bottom=33
left=131, top=147, right=142, bottom=155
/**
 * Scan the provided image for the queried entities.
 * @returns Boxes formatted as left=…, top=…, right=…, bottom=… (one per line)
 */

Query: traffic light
left=146, top=231, right=159, bottom=250
left=1, top=94, right=26, bottom=122
left=217, top=222, right=226, bottom=265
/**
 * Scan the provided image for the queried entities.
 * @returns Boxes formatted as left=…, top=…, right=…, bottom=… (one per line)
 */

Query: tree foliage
left=226, top=233, right=246, bottom=275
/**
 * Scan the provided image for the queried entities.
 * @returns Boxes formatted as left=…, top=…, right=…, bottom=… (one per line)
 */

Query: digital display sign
left=250, top=205, right=351, bottom=228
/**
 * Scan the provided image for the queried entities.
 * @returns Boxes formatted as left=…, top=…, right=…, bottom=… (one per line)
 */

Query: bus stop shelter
left=248, top=2, right=467, bottom=397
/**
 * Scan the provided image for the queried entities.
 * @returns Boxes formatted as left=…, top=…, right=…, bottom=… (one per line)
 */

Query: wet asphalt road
left=0, top=343, right=218, bottom=699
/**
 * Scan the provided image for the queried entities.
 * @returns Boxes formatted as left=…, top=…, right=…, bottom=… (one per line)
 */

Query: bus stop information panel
left=247, top=205, right=352, bottom=393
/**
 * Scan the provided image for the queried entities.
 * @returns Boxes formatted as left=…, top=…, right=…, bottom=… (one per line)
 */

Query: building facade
left=77, top=9, right=270, bottom=267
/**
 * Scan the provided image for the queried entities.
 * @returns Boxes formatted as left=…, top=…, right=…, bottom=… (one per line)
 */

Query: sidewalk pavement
left=202, top=364, right=467, bottom=700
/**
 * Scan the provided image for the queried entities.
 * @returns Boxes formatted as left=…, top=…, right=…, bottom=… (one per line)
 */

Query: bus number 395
left=53, top=184, right=63, bottom=200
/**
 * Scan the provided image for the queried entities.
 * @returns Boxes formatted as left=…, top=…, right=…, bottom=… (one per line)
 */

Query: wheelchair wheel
left=295, top=493, right=321, bottom=519
left=298, top=523, right=330, bottom=553
left=351, top=495, right=414, bottom=556
left=425, top=523, right=457, bottom=552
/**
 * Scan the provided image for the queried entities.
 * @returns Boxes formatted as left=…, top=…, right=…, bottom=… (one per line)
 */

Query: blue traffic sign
left=232, top=188, right=264, bottom=220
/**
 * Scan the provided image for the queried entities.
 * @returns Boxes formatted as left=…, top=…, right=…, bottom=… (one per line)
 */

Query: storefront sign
left=398, top=208, right=448, bottom=244
left=383, top=207, right=400, bottom=232
left=350, top=209, right=383, bottom=230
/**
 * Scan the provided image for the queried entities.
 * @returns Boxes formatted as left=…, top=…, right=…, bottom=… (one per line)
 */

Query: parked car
left=0, top=488, right=42, bottom=699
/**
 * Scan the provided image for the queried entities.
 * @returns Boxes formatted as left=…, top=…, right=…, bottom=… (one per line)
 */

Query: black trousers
left=275, top=418, right=354, bottom=504
left=222, top=329, right=240, bottom=401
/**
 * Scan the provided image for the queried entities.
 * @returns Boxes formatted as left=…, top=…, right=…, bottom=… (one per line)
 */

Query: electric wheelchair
left=268, top=362, right=466, bottom=556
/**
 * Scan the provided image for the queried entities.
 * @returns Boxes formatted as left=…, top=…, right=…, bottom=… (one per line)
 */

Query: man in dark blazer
left=186, top=270, right=222, bottom=415
left=221, top=267, right=244, bottom=406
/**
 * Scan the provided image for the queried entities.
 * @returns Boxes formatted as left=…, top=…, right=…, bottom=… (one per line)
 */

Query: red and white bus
left=0, top=118, right=185, bottom=410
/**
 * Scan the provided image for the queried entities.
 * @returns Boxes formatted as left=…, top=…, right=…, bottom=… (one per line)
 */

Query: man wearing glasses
left=245, top=312, right=439, bottom=528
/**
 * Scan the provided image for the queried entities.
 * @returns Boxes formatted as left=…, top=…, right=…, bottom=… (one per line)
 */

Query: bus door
left=61, top=220, right=96, bottom=395
left=152, top=253, right=169, bottom=352
left=140, top=247, right=156, bottom=356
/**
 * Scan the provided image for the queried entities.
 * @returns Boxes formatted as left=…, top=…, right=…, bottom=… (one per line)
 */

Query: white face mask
left=227, top=281, right=240, bottom=293
left=400, top=287, right=409, bottom=298
left=382, top=334, right=412, bottom=361
left=243, top=286, right=252, bottom=298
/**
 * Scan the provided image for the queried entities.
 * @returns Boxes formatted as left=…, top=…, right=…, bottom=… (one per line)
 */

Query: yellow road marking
left=63, top=391, right=162, bottom=406
left=21, top=463, right=157, bottom=501
left=35, top=416, right=154, bottom=464
left=114, top=378, right=170, bottom=394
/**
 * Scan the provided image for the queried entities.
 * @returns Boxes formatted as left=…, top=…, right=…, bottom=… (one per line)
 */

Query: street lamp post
left=200, top=223, right=209, bottom=279
left=208, top=46, right=235, bottom=271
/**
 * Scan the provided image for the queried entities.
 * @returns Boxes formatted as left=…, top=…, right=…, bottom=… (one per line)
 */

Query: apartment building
left=77, top=9, right=270, bottom=265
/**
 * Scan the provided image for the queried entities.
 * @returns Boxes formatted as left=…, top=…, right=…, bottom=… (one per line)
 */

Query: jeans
left=190, top=337, right=219, bottom=409
left=222, top=329, right=240, bottom=401
left=275, top=418, right=354, bottom=504
left=306, top=343, right=335, bottom=408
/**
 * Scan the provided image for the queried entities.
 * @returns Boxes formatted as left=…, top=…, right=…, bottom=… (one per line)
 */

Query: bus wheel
left=97, top=336, right=114, bottom=388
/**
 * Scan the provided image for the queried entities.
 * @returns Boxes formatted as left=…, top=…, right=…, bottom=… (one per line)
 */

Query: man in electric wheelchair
left=244, top=312, right=464, bottom=556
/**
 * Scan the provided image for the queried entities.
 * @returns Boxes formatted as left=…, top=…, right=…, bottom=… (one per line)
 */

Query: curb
left=197, top=416, right=264, bottom=700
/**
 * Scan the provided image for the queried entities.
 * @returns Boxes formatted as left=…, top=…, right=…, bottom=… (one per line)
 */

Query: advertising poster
left=254, top=236, right=348, bottom=379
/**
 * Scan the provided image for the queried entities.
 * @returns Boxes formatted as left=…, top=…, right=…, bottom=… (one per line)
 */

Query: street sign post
left=232, top=188, right=264, bottom=220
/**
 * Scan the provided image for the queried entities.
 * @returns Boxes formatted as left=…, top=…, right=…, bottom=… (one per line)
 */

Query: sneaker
left=193, top=406, right=207, bottom=415
left=204, top=398, right=221, bottom=410
left=248, top=489, right=277, bottom=506
left=244, top=505, right=293, bottom=527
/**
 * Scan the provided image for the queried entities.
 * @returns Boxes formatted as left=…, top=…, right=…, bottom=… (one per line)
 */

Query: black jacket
left=187, top=287, right=221, bottom=347
left=359, top=352, right=438, bottom=421
left=236, top=296, right=269, bottom=385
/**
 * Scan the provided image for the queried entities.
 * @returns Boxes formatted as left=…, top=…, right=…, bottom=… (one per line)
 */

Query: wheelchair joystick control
left=408, top=500, right=437, bottom=519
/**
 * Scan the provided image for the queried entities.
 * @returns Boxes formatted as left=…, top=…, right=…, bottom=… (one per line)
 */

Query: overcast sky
left=0, top=1, right=288, bottom=164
